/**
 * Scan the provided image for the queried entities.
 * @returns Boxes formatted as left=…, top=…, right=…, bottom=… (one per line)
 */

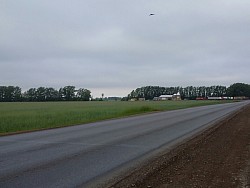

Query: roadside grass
left=0, top=100, right=233, bottom=134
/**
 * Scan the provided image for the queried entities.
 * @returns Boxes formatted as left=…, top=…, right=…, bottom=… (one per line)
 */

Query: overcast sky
left=1, top=1, right=250, bottom=97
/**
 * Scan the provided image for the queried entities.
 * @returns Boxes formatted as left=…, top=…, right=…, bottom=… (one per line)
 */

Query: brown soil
left=111, top=104, right=250, bottom=188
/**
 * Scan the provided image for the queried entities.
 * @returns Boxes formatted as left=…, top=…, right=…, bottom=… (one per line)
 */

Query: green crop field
left=0, top=100, right=233, bottom=135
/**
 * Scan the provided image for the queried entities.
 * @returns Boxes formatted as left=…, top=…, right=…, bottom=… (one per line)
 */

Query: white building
left=158, top=95, right=173, bottom=100
left=155, top=92, right=181, bottom=101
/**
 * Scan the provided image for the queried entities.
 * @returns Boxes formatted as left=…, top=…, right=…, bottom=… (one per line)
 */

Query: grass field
left=0, top=100, right=233, bottom=134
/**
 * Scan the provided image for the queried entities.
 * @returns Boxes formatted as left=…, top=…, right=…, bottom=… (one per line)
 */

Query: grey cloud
left=1, top=0, right=250, bottom=96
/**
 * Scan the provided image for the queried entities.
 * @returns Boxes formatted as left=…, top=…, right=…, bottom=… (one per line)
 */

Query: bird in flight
left=149, top=13, right=155, bottom=16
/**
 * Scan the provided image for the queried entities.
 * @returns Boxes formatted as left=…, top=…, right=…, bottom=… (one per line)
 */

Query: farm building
left=172, top=92, right=181, bottom=100
left=138, top=98, right=146, bottom=101
left=207, top=96, right=236, bottom=100
left=154, top=92, right=181, bottom=101
left=158, top=95, right=173, bottom=100
left=233, top=96, right=248, bottom=100
left=207, top=97, right=222, bottom=100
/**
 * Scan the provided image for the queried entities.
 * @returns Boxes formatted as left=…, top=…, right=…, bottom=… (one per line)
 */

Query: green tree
left=36, top=87, right=46, bottom=101
left=45, top=88, right=59, bottom=101
left=0, top=86, right=6, bottom=102
left=59, top=86, right=76, bottom=101
left=227, top=83, right=250, bottom=97
left=76, top=88, right=91, bottom=101
left=13, top=86, right=22, bottom=101
left=5, top=86, right=15, bottom=101
left=24, top=88, right=37, bottom=101
left=0, top=86, right=22, bottom=102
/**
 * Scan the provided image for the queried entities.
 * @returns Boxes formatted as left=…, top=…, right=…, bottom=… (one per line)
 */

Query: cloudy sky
left=1, top=1, right=250, bottom=97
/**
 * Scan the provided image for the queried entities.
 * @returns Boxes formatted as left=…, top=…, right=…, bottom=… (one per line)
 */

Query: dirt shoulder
left=111, top=104, right=250, bottom=188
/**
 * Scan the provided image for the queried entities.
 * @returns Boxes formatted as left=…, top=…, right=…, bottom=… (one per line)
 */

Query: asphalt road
left=0, top=101, right=248, bottom=188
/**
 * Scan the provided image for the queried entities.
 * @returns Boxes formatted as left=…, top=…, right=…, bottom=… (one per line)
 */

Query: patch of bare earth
left=111, top=104, right=250, bottom=188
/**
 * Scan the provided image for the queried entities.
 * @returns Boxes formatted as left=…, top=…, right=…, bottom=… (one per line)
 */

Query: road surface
left=0, top=101, right=248, bottom=187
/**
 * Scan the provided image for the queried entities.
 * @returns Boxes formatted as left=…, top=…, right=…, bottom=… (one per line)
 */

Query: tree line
left=0, top=86, right=91, bottom=102
left=1, top=83, right=249, bottom=102
left=127, top=83, right=250, bottom=100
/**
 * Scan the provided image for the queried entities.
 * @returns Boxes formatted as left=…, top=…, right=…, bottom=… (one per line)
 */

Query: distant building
left=107, top=97, right=121, bottom=101
left=153, top=97, right=160, bottom=101
left=207, top=97, right=222, bottom=100
left=159, top=95, right=173, bottom=100
left=221, top=97, right=234, bottom=100
left=234, top=96, right=248, bottom=100
left=138, top=98, right=146, bottom=101
left=156, top=92, right=181, bottom=101
left=172, top=92, right=181, bottom=101
left=196, top=97, right=207, bottom=100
